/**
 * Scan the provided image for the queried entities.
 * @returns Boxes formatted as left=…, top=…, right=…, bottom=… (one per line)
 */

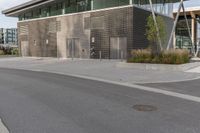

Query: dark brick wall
left=90, top=6, right=174, bottom=59
left=132, top=7, right=173, bottom=51
left=90, top=7, right=132, bottom=59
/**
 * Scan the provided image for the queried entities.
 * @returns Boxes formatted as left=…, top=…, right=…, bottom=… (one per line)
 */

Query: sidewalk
left=187, top=66, right=200, bottom=73
left=0, top=57, right=200, bottom=84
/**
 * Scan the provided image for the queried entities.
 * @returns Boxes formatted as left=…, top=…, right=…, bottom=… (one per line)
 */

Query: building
left=174, top=6, right=200, bottom=52
left=0, top=28, right=4, bottom=44
left=2, top=0, right=183, bottom=58
left=0, top=28, right=18, bottom=45
left=4, top=28, right=18, bottom=45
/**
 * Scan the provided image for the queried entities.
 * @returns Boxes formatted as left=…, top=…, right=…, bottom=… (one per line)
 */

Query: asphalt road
left=0, top=68, right=200, bottom=133
left=143, top=79, right=200, bottom=97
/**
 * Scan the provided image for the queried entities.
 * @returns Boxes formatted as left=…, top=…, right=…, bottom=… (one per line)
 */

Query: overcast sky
left=0, top=0, right=199, bottom=28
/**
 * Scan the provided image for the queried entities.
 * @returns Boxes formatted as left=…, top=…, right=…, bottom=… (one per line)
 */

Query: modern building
left=0, top=28, right=4, bottom=44
left=0, top=28, right=18, bottom=45
left=174, top=6, right=200, bottom=51
left=2, top=0, right=183, bottom=58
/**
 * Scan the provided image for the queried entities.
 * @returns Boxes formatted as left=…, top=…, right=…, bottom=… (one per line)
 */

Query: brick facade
left=18, top=6, right=173, bottom=59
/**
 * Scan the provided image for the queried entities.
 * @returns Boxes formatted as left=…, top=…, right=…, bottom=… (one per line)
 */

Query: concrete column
left=191, top=12, right=197, bottom=47
left=129, top=0, right=133, bottom=5
left=91, top=0, right=94, bottom=10
left=62, top=2, right=65, bottom=15
left=173, top=32, right=176, bottom=49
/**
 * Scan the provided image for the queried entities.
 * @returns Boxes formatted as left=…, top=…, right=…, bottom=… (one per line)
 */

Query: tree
left=146, top=15, right=167, bottom=53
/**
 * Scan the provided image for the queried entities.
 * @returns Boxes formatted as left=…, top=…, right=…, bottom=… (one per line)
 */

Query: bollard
left=121, top=51, right=123, bottom=62
left=99, top=51, right=102, bottom=61
left=72, top=44, right=74, bottom=61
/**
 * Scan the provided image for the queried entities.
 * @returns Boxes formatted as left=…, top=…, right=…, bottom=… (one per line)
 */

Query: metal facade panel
left=18, top=18, right=57, bottom=57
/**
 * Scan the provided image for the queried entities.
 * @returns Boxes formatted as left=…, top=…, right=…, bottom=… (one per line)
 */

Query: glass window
left=65, top=0, right=77, bottom=13
left=77, top=0, right=91, bottom=12
left=19, top=15, right=24, bottom=21
left=93, top=0, right=129, bottom=10
left=50, top=4, right=58, bottom=16
left=57, top=3, right=63, bottom=13
left=41, top=7, right=49, bottom=17
left=24, top=12, right=33, bottom=20
left=133, top=0, right=174, bottom=16
left=33, top=9, right=41, bottom=18
left=176, top=19, right=192, bottom=49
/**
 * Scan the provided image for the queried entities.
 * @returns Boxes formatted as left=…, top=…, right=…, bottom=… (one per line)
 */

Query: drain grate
left=133, top=104, right=157, bottom=112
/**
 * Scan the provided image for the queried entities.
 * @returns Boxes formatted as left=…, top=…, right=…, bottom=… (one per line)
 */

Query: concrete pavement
left=0, top=58, right=200, bottom=132
left=0, top=57, right=200, bottom=84
left=187, top=65, right=200, bottom=73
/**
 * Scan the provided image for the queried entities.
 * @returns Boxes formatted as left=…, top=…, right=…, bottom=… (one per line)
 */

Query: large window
left=133, top=0, right=174, bottom=16
left=93, top=0, right=129, bottom=10
left=77, top=0, right=91, bottom=12
left=65, top=0, right=91, bottom=14
left=33, top=9, right=41, bottom=18
left=50, top=3, right=63, bottom=16
left=24, top=12, right=33, bottom=20
left=175, top=19, right=192, bottom=49
left=41, top=7, right=49, bottom=17
left=65, top=0, right=77, bottom=14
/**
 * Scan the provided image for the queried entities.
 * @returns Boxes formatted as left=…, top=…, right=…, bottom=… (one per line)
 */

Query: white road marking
left=0, top=119, right=9, bottom=133
left=50, top=72, right=200, bottom=103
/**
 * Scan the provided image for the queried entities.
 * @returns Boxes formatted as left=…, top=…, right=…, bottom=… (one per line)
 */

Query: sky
left=0, top=0, right=199, bottom=28
left=0, top=0, right=29, bottom=28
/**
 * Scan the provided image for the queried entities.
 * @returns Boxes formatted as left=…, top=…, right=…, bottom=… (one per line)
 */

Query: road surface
left=0, top=68, right=200, bottom=133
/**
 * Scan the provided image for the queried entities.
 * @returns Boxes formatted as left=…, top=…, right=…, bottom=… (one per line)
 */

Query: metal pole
left=99, top=51, right=102, bottom=61
left=121, top=51, right=124, bottom=62
left=167, top=0, right=184, bottom=50
left=195, top=41, right=199, bottom=57
left=72, top=41, right=74, bottom=61
left=149, top=0, right=163, bottom=51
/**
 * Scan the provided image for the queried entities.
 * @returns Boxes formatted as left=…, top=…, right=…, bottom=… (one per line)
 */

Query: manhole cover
left=133, top=105, right=157, bottom=112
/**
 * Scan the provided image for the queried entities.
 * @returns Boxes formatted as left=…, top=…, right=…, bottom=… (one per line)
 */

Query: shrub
left=11, top=48, right=19, bottom=55
left=0, top=50, right=4, bottom=55
left=128, top=49, right=189, bottom=64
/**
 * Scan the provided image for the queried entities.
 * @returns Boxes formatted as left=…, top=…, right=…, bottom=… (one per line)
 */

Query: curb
left=0, top=119, right=9, bottom=133
left=116, top=62, right=200, bottom=72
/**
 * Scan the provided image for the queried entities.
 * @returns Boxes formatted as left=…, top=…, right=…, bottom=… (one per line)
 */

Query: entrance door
left=67, top=38, right=80, bottom=58
left=21, top=41, right=29, bottom=57
left=110, top=37, right=127, bottom=59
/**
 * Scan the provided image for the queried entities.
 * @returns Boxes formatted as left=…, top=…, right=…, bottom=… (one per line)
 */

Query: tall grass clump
left=0, top=50, right=4, bottom=55
left=128, top=49, right=152, bottom=63
left=128, top=49, right=189, bottom=64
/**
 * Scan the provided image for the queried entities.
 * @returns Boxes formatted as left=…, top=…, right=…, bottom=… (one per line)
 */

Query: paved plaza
left=0, top=57, right=200, bottom=84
